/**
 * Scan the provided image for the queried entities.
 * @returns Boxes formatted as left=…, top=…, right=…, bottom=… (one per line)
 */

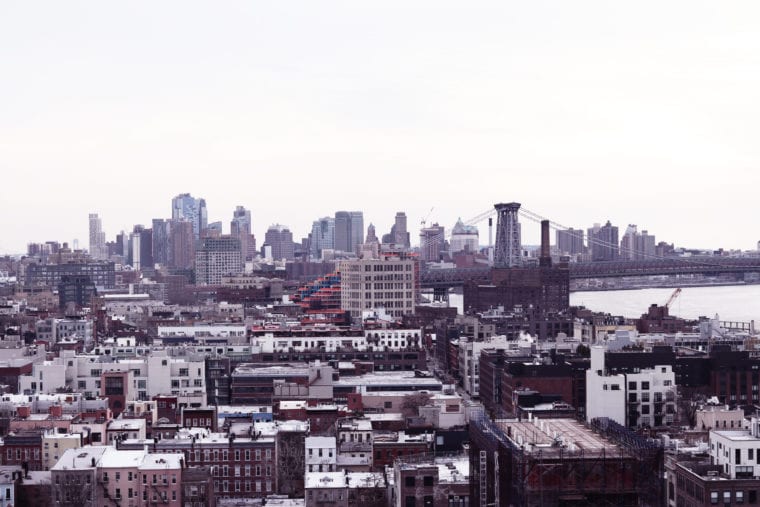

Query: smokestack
left=540, top=220, right=552, bottom=267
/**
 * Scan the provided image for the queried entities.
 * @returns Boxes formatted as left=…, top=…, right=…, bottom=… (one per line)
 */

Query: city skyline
left=3, top=2, right=760, bottom=253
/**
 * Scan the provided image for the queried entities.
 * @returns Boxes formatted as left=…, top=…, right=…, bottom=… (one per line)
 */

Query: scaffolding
left=470, top=413, right=664, bottom=507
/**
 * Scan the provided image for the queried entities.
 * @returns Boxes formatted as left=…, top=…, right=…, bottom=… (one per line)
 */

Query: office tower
left=393, top=212, right=410, bottom=248
left=129, top=225, right=153, bottom=271
left=169, top=219, right=195, bottom=270
left=419, top=223, right=445, bottom=262
left=334, top=211, right=351, bottom=253
left=349, top=211, right=364, bottom=254
left=636, top=230, right=656, bottom=260
left=264, top=224, right=295, bottom=261
left=310, top=217, right=335, bottom=258
left=195, top=236, right=242, bottom=285
left=152, top=219, right=172, bottom=267
left=88, top=213, right=106, bottom=260
left=556, top=228, right=585, bottom=255
left=171, top=193, right=208, bottom=240
left=450, top=218, right=479, bottom=254
left=587, top=221, right=619, bottom=261
left=230, top=206, right=253, bottom=262
left=620, top=224, right=638, bottom=260
left=333, top=211, right=364, bottom=254
left=366, top=224, right=378, bottom=244
left=494, top=202, right=522, bottom=268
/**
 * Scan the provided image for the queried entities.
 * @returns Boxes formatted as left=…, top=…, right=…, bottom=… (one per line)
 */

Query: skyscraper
left=88, top=214, right=106, bottom=260
left=169, top=219, right=195, bottom=270
left=171, top=193, right=208, bottom=240
left=419, top=223, right=445, bottom=262
left=152, top=219, right=172, bottom=267
left=264, top=224, right=295, bottom=261
left=349, top=211, right=364, bottom=254
left=230, top=206, right=252, bottom=262
left=393, top=212, right=410, bottom=248
left=310, top=217, right=335, bottom=258
left=130, top=225, right=153, bottom=271
left=556, top=228, right=585, bottom=256
left=333, top=211, right=364, bottom=254
left=587, top=221, right=619, bottom=261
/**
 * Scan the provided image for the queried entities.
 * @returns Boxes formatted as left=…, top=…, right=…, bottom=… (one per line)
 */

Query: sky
left=2, top=1, right=759, bottom=255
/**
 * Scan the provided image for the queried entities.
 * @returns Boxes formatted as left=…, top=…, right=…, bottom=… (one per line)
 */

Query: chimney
left=539, top=220, right=552, bottom=267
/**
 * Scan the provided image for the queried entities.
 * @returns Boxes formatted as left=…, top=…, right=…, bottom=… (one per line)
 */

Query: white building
left=156, top=324, right=247, bottom=341
left=35, top=318, right=93, bottom=344
left=586, top=346, right=676, bottom=428
left=458, top=335, right=511, bottom=397
left=585, top=346, right=626, bottom=425
left=449, top=218, right=479, bottom=254
left=19, top=350, right=206, bottom=405
left=338, top=254, right=417, bottom=321
left=710, top=417, right=760, bottom=479
left=305, top=436, right=337, bottom=473
left=251, top=328, right=422, bottom=353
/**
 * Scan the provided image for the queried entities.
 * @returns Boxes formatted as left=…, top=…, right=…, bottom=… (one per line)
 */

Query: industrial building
left=469, top=412, right=664, bottom=506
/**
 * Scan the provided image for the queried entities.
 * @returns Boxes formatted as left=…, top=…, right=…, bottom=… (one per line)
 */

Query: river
left=445, top=285, right=760, bottom=323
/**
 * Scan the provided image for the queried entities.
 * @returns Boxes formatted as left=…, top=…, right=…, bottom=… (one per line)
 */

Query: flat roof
left=496, top=418, right=625, bottom=455
left=305, top=471, right=385, bottom=489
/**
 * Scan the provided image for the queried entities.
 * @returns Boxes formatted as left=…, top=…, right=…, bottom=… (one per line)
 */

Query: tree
left=576, top=344, right=591, bottom=358
left=401, top=392, right=433, bottom=418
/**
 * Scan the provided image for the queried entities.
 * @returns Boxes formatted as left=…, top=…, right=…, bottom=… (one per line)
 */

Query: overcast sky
left=2, top=1, right=759, bottom=254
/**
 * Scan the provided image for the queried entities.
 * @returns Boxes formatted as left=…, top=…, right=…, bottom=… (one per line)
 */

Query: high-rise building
left=169, top=219, right=195, bottom=270
left=310, top=217, right=335, bottom=258
left=151, top=219, right=172, bottom=267
left=450, top=218, right=479, bottom=254
left=230, top=206, right=253, bottom=262
left=620, top=224, right=638, bottom=261
left=338, top=252, right=417, bottom=322
left=556, top=228, right=585, bottom=256
left=636, top=230, right=656, bottom=260
left=88, top=214, right=106, bottom=260
left=587, top=221, right=619, bottom=261
left=333, top=211, right=364, bottom=254
left=419, top=223, right=445, bottom=262
left=264, top=224, right=295, bottom=261
left=195, top=236, right=242, bottom=285
left=349, top=211, right=364, bottom=254
left=393, top=212, right=410, bottom=248
left=129, top=225, right=153, bottom=271
left=171, top=193, right=208, bottom=240
left=621, top=226, right=656, bottom=260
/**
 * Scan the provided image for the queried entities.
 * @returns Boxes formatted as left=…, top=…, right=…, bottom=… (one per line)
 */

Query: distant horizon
left=2, top=200, right=754, bottom=258
left=3, top=2, right=759, bottom=254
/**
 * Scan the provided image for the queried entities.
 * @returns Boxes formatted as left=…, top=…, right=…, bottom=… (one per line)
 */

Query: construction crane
left=420, top=207, right=435, bottom=228
left=664, top=288, right=682, bottom=309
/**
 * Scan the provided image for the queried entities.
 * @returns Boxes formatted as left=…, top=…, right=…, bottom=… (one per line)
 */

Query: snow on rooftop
left=305, top=471, right=385, bottom=489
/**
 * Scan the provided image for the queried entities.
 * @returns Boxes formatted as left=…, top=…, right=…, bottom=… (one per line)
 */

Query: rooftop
left=305, top=471, right=385, bottom=489
left=496, top=418, right=627, bottom=456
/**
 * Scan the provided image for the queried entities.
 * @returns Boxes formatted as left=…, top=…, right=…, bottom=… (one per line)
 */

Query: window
left=641, top=381, right=650, bottom=390
left=424, top=476, right=434, bottom=487
left=406, top=496, right=416, bottom=507
left=405, top=477, right=415, bottom=487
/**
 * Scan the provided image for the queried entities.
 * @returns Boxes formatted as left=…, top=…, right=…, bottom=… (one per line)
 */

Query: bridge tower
left=493, top=202, right=522, bottom=268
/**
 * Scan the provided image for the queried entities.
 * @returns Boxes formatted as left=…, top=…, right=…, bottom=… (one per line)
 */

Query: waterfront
left=571, top=285, right=760, bottom=323
left=445, top=285, right=760, bottom=323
